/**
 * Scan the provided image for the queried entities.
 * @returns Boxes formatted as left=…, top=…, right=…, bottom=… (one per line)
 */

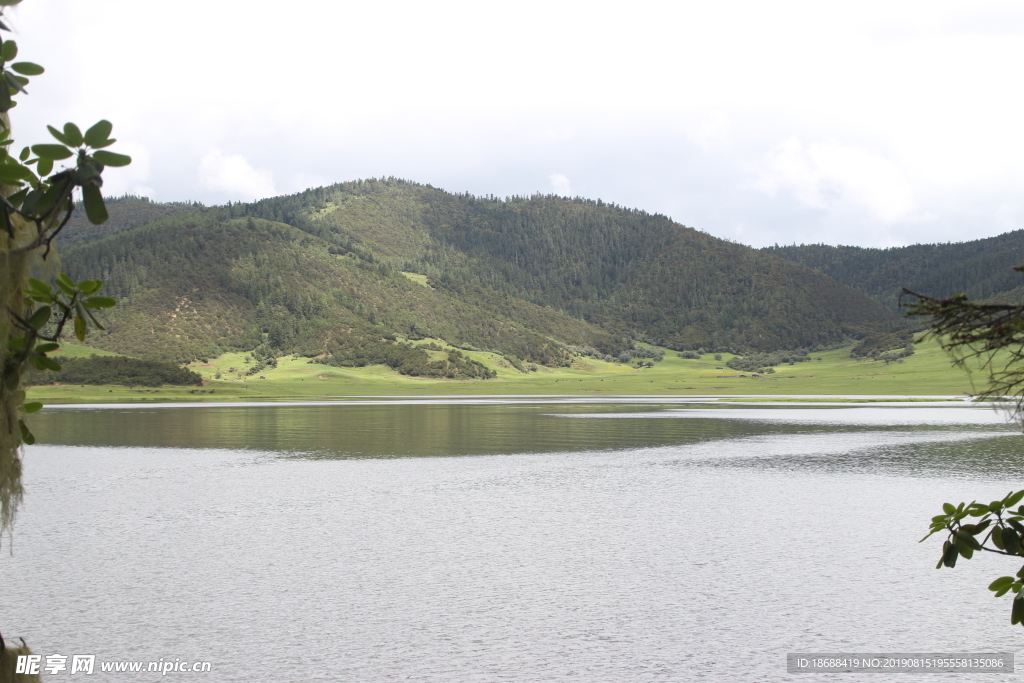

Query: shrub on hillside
left=726, top=349, right=811, bottom=373
left=28, top=356, right=202, bottom=387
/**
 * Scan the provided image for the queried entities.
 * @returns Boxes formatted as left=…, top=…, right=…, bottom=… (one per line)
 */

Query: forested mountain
left=58, top=180, right=898, bottom=365
left=58, top=195, right=194, bottom=247
left=765, top=231, right=1024, bottom=311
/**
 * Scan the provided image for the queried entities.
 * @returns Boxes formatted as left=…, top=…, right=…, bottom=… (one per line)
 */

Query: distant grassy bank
left=25, top=337, right=985, bottom=403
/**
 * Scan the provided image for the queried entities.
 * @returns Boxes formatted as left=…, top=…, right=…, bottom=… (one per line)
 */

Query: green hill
left=58, top=178, right=899, bottom=366
left=58, top=195, right=195, bottom=247
left=764, top=231, right=1024, bottom=311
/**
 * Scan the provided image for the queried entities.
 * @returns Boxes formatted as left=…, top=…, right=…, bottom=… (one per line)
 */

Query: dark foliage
left=318, top=336, right=495, bottom=379
left=29, top=355, right=202, bottom=387
left=59, top=195, right=192, bottom=247
left=849, top=331, right=915, bottom=360
left=766, top=232, right=1024, bottom=311
left=726, top=350, right=811, bottom=373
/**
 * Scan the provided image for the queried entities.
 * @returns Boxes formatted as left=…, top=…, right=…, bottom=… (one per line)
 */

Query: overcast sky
left=9, top=0, right=1024, bottom=247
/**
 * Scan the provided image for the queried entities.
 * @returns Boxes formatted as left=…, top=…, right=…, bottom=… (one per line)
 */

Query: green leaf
left=26, top=305, right=50, bottom=329
left=18, top=419, right=35, bottom=446
left=83, top=307, right=105, bottom=332
left=1007, top=491, right=1024, bottom=508
left=83, top=119, right=113, bottom=148
left=30, top=144, right=72, bottom=160
left=21, top=401, right=42, bottom=414
left=6, top=187, right=27, bottom=208
left=33, top=180, right=69, bottom=218
left=46, top=124, right=70, bottom=145
left=53, top=274, right=74, bottom=296
left=943, top=503, right=956, bottom=515
left=990, top=576, right=1015, bottom=591
left=1, top=39, right=17, bottom=61
left=62, top=122, right=83, bottom=147
left=73, top=314, right=85, bottom=342
left=26, top=278, right=51, bottom=294
left=17, top=145, right=27, bottom=161
left=993, top=525, right=1005, bottom=550
left=0, top=74, right=12, bottom=111
left=33, top=342, right=58, bottom=353
left=20, top=187, right=41, bottom=215
left=78, top=279, right=102, bottom=295
left=1005, top=528, right=1021, bottom=555
left=82, top=182, right=107, bottom=224
left=1012, top=596, right=1024, bottom=625
left=91, top=150, right=130, bottom=167
left=954, top=529, right=982, bottom=550
left=74, top=162, right=102, bottom=187
left=36, top=355, right=60, bottom=372
left=0, top=160, right=33, bottom=185
left=10, top=61, right=41, bottom=76
left=84, top=295, right=115, bottom=309
left=5, top=71, right=27, bottom=94
left=35, top=156, right=52, bottom=177
left=943, top=541, right=959, bottom=568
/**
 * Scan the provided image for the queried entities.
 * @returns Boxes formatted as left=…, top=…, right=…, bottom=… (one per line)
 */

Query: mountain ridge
left=57, top=179, right=901, bottom=365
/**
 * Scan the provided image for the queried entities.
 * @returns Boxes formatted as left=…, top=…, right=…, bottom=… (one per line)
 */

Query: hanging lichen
left=0, top=202, right=30, bottom=540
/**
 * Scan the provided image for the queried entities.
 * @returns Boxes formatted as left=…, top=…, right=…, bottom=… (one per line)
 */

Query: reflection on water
left=5, top=400, right=1024, bottom=682
left=27, top=399, right=1012, bottom=458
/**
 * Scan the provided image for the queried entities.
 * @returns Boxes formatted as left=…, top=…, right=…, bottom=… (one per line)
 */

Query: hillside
left=764, top=232, right=1024, bottom=311
left=58, top=195, right=195, bottom=247
left=58, top=179, right=899, bottom=365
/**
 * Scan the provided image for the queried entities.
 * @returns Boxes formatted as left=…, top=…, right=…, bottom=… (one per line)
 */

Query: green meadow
left=26, top=337, right=988, bottom=403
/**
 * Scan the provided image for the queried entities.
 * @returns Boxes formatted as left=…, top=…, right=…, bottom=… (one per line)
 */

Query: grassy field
left=25, top=337, right=989, bottom=403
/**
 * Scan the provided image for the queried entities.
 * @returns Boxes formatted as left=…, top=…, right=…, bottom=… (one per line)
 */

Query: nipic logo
left=15, top=654, right=210, bottom=675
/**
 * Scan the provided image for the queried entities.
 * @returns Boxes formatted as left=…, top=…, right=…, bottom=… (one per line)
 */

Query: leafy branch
left=0, top=0, right=130, bottom=456
left=902, top=283, right=1024, bottom=411
left=922, top=490, right=1024, bottom=625
left=4, top=275, right=115, bottom=443
left=906, top=268, right=1024, bottom=626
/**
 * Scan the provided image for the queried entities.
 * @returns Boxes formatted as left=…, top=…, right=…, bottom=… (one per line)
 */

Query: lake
left=3, top=397, right=1023, bottom=681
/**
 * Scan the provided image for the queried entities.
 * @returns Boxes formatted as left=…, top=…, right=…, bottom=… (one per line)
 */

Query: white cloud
left=197, top=149, right=275, bottom=201
left=14, top=1, right=1024, bottom=246
left=549, top=173, right=572, bottom=196
left=754, top=139, right=918, bottom=224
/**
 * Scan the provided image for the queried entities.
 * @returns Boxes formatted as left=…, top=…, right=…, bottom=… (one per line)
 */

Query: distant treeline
left=765, top=234, right=1024, bottom=311
left=28, top=356, right=202, bottom=387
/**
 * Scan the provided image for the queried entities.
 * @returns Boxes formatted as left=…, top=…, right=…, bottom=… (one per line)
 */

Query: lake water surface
left=3, top=398, right=1024, bottom=681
